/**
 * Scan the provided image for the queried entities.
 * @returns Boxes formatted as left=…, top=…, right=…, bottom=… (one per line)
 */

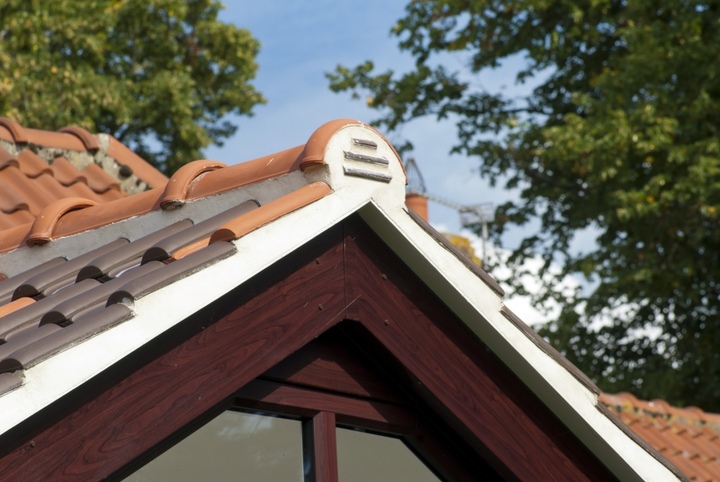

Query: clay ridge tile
left=58, top=126, right=100, bottom=152
left=298, top=119, right=407, bottom=181
left=26, top=198, right=99, bottom=247
left=160, top=160, right=227, bottom=209
left=22, top=128, right=86, bottom=151
left=186, top=145, right=305, bottom=200
left=49, top=188, right=164, bottom=244
left=0, top=118, right=29, bottom=144
left=209, top=181, right=332, bottom=243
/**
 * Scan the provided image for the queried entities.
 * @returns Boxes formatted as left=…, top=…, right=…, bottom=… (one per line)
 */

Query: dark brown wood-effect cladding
left=0, top=215, right=616, bottom=481
left=0, top=226, right=347, bottom=481
left=240, top=327, right=500, bottom=481
left=340, top=217, right=617, bottom=482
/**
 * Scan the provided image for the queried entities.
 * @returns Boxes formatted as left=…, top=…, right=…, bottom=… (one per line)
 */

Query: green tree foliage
left=0, top=0, right=264, bottom=174
left=329, top=1, right=720, bottom=409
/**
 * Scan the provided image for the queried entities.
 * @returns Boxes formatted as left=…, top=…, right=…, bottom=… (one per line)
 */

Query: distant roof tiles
left=0, top=118, right=167, bottom=232
left=602, top=392, right=720, bottom=481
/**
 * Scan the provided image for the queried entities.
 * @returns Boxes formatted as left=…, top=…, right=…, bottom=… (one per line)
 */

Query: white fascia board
left=0, top=185, right=368, bottom=434
left=358, top=201, right=681, bottom=482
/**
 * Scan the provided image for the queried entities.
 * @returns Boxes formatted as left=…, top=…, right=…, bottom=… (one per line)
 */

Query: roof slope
left=0, top=118, right=166, bottom=232
left=603, top=392, right=720, bottom=481
left=0, top=118, right=683, bottom=481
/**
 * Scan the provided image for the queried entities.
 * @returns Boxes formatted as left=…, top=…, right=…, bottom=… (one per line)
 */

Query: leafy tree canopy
left=329, top=1, right=720, bottom=409
left=0, top=0, right=264, bottom=174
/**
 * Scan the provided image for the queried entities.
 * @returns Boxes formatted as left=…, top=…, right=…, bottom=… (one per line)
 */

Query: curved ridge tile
left=81, top=163, right=121, bottom=194
left=51, top=188, right=162, bottom=242
left=161, top=160, right=227, bottom=210
left=209, top=182, right=332, bottom=243
left=58, top=126, right=100, bottom=152
left=299, top=118, right=362, bottom=170
left=187, top=145, right=304, bottom=200
left=24, top=128, right=86, bottom=151
left=0, top=118, right=29, bottom=144
left=297, top=118, right=405, bottom=175
left=26, top=198, right=99, bottom=247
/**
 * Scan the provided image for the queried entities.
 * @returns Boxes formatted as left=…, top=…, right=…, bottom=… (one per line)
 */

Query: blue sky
left=205, top=1, right=583, bottom=324
left=206, top=1, right=522, bottom=234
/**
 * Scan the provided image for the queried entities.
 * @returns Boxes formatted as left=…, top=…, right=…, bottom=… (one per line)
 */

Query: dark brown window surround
left=0, top=216, right=616, bottom=481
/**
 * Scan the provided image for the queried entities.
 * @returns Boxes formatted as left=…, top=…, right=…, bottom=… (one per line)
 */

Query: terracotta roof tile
left=602, top=392, right=720, bottom=481
left=48, top=157, right=82, bottom=186
left=0, top=118, right=169, bottom=232
left=81, top=163, right=121, bottom=194
left=0, top=120, right=349, bottom=397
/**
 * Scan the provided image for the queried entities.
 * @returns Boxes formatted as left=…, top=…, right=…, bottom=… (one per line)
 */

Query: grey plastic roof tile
left=0, top=373, right=21, bottom=395
left=108, top=241, right=237, bottom=306
left=0, top=324, right=63, bottom=367
left=0, top=303, right=132, bottom=374
left=40, top=261, right=165, bottom=326
left=76, top=220, right=193, bottom=282
left=13, top=238, right=129, bottom=299
left=0, top=257, right=66, bottom=305
left=0, top=279, right=102, bottom=340
left=141, top=200, right=258, bottom=263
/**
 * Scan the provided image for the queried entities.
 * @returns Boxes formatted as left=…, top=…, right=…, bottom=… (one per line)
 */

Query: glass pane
left=337, top=427, right=441, bottom=482
left=125, top=411, right=304, bottom=482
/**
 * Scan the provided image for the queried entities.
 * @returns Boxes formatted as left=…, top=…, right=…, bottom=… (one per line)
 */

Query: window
left=336, top=427, right=440, bottom=482
left=125, top=411, right=304, bottom=482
